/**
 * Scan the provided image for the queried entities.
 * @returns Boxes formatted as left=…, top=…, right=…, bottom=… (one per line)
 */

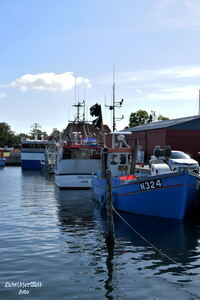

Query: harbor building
left=123, top=115, right=200, bottom=161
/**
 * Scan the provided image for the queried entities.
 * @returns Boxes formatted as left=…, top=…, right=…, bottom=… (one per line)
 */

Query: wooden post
left=130, top=145, right=137, bottom=174
left=106, top=169, right=115, bottom=247
left=102, top=147, right=108, bottom=178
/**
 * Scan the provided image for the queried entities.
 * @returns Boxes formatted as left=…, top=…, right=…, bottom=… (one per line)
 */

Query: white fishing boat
left=55, top=139, right=101, bottom=188
left=41, top=142, right=58, bottom=174
left=55, top=101, right=109, bottom=189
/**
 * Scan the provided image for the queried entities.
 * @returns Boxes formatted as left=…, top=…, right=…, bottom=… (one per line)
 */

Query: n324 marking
left=140, top=179, right=162, bottom=191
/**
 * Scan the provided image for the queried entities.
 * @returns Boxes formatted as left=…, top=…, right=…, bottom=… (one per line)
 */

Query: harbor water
left=0, top=167, right=200, bottom=299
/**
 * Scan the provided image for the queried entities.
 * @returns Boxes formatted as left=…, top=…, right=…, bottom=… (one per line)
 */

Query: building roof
left=125, top=115, right=200, bottom=132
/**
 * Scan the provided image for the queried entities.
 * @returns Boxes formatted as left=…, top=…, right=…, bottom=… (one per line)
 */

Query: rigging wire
left=112, top=206, right=200, bottom=280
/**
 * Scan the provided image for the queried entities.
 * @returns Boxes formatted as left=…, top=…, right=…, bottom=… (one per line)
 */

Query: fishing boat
left=55, top=101, right=109, bottom=189
left=0, top=150, right=6, bottom=166
left=91, top=133, right=200, bottom=220
left=21, top=140, right=51, bottom=170
left=55, top=138, right=102, bottom=189
left=40, top=142, right=57, bottom=174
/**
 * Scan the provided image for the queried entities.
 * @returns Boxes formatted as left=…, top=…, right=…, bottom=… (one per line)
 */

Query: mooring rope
left=112, top=206, right=200, bottom=280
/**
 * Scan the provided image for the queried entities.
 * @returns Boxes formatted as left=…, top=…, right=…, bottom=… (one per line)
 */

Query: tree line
left=128, top=110, right=169, bottom=127
left=0, top=122, right=61, bottom=148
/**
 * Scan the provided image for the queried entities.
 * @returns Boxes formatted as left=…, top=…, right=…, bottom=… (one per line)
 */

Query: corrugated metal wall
left=166, top=129, right=200, bottom=158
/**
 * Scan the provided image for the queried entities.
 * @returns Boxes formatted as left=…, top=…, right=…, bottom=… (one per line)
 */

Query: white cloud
left=8, top=72, right=91, bottom=92
left=146, top=85, right=199, bottom=101
left=0, top=93, right=7, bottom=99
left=108, top=66, right=200, bottom=104
left=128, top=66, right=200, bottom=82
left=154, top=0, right=200, bottom=30
left=158, top=67, right=200, bottom=78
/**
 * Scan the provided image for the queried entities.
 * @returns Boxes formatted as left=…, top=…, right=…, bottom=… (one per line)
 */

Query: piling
left=102, top=147, right=108, bottom=178
left=105, top=169, right=115, bottom=247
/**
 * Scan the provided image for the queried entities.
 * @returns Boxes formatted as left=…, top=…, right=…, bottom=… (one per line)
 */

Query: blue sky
left=1, top=0, right=200, bottom=134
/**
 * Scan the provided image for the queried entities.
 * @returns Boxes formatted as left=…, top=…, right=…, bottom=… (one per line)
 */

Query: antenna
left=105, top=64, right=124, bottom=131
left=199, top=89, right=200, bottom=115
left=74, top=75, right=77, bottom=105
left=71, top=101, right=86, bottom=123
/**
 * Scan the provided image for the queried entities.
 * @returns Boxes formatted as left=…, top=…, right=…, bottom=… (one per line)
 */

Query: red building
left=124, top=115, right=200, bottom=161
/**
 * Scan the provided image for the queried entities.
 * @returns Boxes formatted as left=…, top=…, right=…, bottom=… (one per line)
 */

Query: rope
left=112, top=206, right=200, bottom=279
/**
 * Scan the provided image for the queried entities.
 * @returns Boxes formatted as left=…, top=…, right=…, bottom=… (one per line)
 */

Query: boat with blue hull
left=21, top=140, right=50, bottom=170
left=0, top=157, right=6, bottom=166
left=0, top=150, right=6, bottom=166
left=91, top=134, right=200, bottom=220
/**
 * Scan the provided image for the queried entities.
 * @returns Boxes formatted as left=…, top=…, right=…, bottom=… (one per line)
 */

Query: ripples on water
left=0, top=167, right=200, bottom=299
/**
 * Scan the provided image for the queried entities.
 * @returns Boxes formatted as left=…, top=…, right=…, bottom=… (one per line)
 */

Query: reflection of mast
left=104, top=242, right=114, bottom=299
left=105, top=65, right=124, bottom=131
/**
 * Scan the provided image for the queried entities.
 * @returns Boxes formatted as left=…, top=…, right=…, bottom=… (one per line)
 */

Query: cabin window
left=110, top=154, right=118, bottom=165
left=22, top=143, right=35, bottom=149
left=35, top=144, right=46, bottom=149
left=119, top=154, right=126, bottom=165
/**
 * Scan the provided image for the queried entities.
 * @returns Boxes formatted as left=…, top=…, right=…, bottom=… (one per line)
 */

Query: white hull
left=55, top=158, right=101, bottom=189
left=55, top=174, right=92, bottom=189
left=21, top=152, right=45, bottom=161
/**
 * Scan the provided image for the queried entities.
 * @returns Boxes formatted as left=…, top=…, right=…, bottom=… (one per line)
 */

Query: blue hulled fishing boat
left=0, top=150, right=6, bottom=166
left=91, top=133, right=200, bottom=220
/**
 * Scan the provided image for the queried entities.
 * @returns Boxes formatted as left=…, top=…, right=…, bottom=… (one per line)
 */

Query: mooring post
left=130, top=143, right=138, bottom=174
left=106, top=169, right=115, bottom=247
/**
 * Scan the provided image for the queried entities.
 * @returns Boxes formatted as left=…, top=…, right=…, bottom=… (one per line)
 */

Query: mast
left=199, top=89, right=200, bottom=115
left=112, top=64, right=116, bottom=131
left=105, top=65, right=124, bottom=131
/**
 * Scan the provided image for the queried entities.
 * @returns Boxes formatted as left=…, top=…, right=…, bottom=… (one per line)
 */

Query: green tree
left=49, top=128, right=61, bottom=141
left=15, top=133, right=30, bottom=144
left=0, top=122, right=16, bottom=147
left=128, top=110, right=170, bottom=127
left=157, top=114, right=170, bottom=121
left=29, top=123, right=48, bottom=140
left=129, top=110, right=152, bottom=127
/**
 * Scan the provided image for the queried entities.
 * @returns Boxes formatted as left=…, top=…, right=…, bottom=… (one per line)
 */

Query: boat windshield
left=62, top=148, right=101, bottom=160
left=21, top=143, right=46, bottom=149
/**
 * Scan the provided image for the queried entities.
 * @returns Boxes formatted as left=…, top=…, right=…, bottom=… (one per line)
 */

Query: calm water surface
left=0, top=167, right=200, bottom=299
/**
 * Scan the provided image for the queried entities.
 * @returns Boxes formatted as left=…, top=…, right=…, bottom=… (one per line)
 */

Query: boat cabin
left=21, top=140, right=49, bottom=150
left=107, top=148, right=133, bottom=177
left=59, top=145, right=101, bottom=161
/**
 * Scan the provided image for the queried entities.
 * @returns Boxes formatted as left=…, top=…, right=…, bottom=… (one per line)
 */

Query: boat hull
left=91, top=172, right=200, bottom=220
left=0, top=158, right=6, bottom=166
left=21, top=152, right=45, bottom=170
left=55, top=158, right=101, bottom=189
left=55, top=174, right=92, bottom=189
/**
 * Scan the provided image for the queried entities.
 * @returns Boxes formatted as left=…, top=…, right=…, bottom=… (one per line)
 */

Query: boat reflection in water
left=56, top=189, right=200, bottom=298
left=112, top=211, right=200, bottom=273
